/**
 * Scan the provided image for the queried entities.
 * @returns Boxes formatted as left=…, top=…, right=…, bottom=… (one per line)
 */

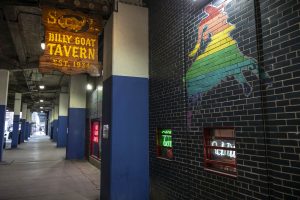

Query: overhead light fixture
left=39, top=85, right=45, bottom=89
left=40, top=99, right=44, bottom=103
left=41, top=42, right=45, bottom=50
left=41, top=36, right=45, bottom=50
left=40, top=106, right=43, bottom=109
left=41, top=111, right=44, bottom=113
left=97, top=85, right=103, bottom=91
left=86, top=83, right=93, bottom=91
left=6, top=109, right=9, bottom=112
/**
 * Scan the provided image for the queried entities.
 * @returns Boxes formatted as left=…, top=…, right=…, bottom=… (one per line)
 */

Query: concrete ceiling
left=0, top=0, right=113, bottom=112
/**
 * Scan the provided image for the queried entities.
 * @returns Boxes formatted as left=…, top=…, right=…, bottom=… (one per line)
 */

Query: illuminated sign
left=157, top=128, right=173, bottom=159
left=92, top=121, right=99, bottom=143
left=39, top=7, right=102, bottom=76
left=204, top=128, right=236, bottom=176
left=211, top=140, right=235, bottom=158
left=160, top=129, right=172, bottom=147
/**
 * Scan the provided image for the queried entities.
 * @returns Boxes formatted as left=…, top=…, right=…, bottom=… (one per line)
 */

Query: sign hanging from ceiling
left=39, top=7, right=102, bottom=76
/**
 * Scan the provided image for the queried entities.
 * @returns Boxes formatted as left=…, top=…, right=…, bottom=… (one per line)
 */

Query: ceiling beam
left=0, top=1, right=40, bottom=8
left=3, top=7, right=27, bottom=65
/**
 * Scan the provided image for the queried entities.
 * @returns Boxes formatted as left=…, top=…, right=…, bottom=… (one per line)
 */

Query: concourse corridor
left=0, top=135, right=100, bottom=200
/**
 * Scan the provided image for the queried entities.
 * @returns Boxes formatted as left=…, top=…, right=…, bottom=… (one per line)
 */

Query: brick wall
left=149, top=0, right=189, bottom=199
left=259, top=0, right=300, bottom=199
left=149, top=0, right=300, bottom=199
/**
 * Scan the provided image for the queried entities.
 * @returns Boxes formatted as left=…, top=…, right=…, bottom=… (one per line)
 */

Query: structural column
left=20, top=103, right=27, bottom=143
left=0, top=70, right=9, bottom=161
left=57, top=93, right=68, bottom=147
left=11, top=93, right=22, bottom=148
left=67, top=74, right=86, bottom=159
left=25, top=109, right=31, bottom=139
left=101, top=3, right=149, bottom=199
left=25, top=110, right=29, bottom=141
left=29, top=111, right=32, bottom=136
left=52, top=105, right=59, bottom=142
left=48, top=110, right=53, bottom=138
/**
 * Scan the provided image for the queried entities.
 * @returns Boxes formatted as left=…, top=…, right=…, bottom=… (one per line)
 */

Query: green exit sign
left=159, top=129, right=172, bottom=147
left=161, top=129, right=172, bottom=135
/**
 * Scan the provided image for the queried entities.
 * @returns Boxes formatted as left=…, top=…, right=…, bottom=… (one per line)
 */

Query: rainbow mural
left=186, top=0, right=271, bottom=99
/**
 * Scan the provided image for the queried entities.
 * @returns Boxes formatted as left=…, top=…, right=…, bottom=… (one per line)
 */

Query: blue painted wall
left=28, top=124, right=31, bottom=138
left=20, top=119, right=26, bottom=143
left=66, top=108, right=86, bottom=160
left=101, top=75, right=149, bottom=200
left=0, top=105, right=6, bottom=161
left=25, top=122, right=28, bottom=140
left=11, top=115, right=20, bottom=148
left=24, top=122, right=26, bottom=140
left=100, top=77, right=112, bottom=200
left=57, top=116, right=68, bottom=147
left=50, top=122, right=53, bottom=139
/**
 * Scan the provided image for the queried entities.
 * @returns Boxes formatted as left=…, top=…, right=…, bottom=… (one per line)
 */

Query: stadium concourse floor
left=0, top=134, right=100, bottom=200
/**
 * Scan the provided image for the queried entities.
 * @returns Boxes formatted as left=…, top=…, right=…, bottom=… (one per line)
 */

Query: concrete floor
left=0, top=135, right=100, bottom=200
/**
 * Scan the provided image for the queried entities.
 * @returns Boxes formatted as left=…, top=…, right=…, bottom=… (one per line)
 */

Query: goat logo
left=186, top=0, right=271, bottom=100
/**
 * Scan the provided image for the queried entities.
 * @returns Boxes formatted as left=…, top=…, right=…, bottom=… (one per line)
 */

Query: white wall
left=21, top=103, right=27, bottom=120
left=54, top=105, right=59, bottom=120
left=49, top=110, right=53, bottom=123
left=69, top=74, right=87, bottom=108
left=0, top=70, right=9, bottom=105
left=59, top=93, right=69, bottom=116
left=112, top=3, right=149, bottom=78
left=14, top=93, right=22, bottom=115
left=26, top=109, right=31, bottom=122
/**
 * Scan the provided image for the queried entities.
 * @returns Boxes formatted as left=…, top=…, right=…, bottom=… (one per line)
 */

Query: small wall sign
left=103, top=124, right=109, bottom=139
left=156, top=128, right=173, bottom=159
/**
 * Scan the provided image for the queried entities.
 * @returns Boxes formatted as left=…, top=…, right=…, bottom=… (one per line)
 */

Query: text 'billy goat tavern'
left=39, top=7, right=102, bottom=76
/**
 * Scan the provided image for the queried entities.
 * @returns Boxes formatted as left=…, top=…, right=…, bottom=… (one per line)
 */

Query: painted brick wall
left=149, top=0, right=300, bottom=199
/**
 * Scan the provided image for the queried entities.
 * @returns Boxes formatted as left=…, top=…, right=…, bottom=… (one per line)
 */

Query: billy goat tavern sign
left=39, top=7, right=102, bottom=76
